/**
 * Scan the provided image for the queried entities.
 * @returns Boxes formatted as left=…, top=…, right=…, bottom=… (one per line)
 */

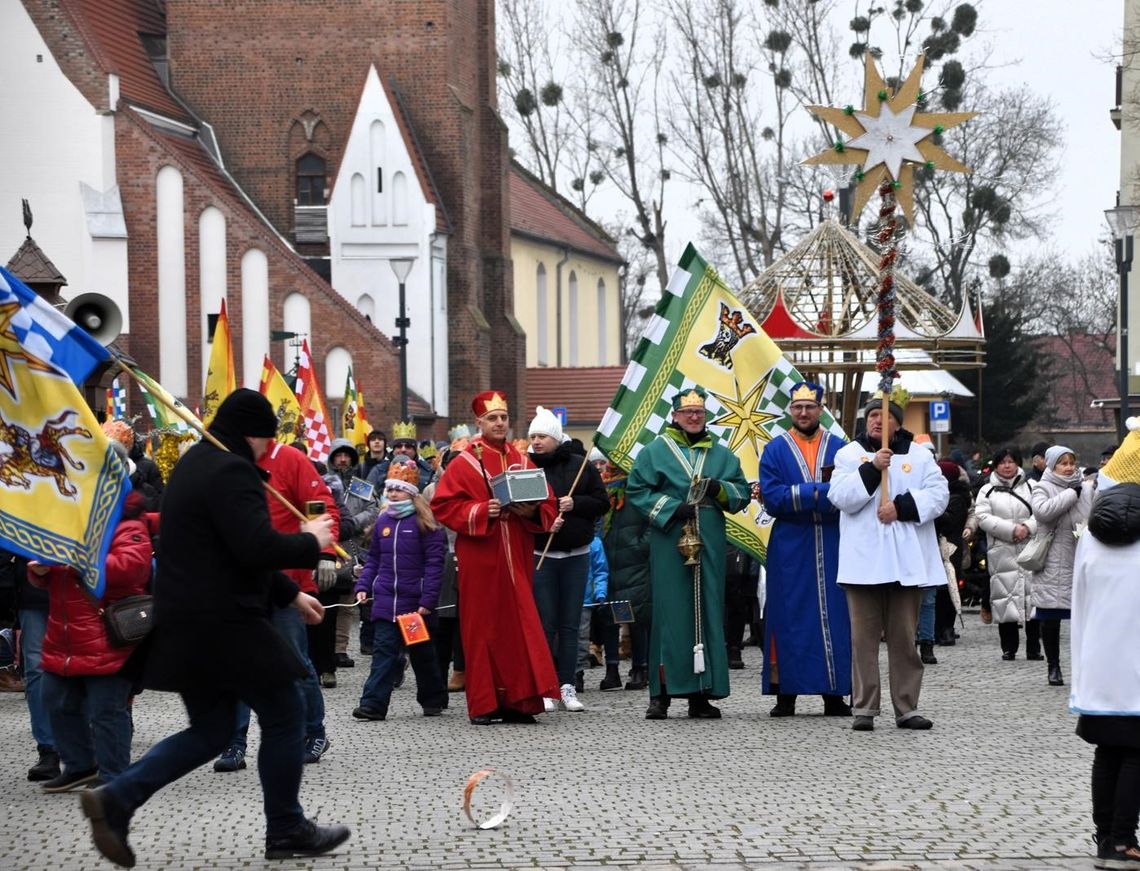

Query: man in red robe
left=431, top=390, right=559, bottom=724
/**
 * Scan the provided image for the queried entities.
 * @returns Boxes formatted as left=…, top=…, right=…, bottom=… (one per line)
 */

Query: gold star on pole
left=0, top=300, right=60, bottom=400
left=710, top=375, right=780, bottom=456
left=803, top=53, right=975, bottom=223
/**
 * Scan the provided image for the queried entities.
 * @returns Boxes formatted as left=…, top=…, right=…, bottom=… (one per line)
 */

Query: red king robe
left=431, top=439, right=559, bottom=717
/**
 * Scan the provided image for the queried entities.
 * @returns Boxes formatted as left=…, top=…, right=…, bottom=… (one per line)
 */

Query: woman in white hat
left=527, top=407, right=609, bottom=713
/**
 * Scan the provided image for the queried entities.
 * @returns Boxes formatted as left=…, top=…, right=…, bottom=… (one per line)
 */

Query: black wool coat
left=530, top=444, right=609, bottom=552
left=140, top=428, right=321, bottom=693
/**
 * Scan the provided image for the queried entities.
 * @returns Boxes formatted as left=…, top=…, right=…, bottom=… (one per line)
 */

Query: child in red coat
left=30, top=490, right=153, bottom=792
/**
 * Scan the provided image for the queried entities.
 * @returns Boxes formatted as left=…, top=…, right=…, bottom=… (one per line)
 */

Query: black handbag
left=101, top=595, right=154, bottom=647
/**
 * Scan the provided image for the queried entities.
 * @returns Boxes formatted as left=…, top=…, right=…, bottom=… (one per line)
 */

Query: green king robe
left=626, top=426, right=750, bottom=698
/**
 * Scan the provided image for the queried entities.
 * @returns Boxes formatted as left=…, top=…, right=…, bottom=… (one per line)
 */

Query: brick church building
left=1, top=0, right=525, bottom=433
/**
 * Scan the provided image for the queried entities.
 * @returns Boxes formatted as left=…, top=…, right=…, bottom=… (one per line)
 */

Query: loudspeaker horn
left=64, top=293, right=123, bottom=345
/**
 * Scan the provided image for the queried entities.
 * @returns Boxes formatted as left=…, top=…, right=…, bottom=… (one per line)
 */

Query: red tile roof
left=1032, top=333, right=1117, bottom=430
left=61, top=0, right=192, bottom=123
left=510, top=163, right=622, bottom=264
left=525, top=366, right=626, bottom=428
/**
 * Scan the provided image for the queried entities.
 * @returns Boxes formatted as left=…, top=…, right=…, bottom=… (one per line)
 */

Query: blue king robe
left=758, top=430, right=851, bottom=696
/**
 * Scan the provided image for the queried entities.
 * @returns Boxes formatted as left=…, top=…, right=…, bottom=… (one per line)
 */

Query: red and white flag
left=294, top=339, right=332, bottom=463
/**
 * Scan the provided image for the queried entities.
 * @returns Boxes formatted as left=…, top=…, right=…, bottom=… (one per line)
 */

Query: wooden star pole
left=803, top=53, right=975, bottom=503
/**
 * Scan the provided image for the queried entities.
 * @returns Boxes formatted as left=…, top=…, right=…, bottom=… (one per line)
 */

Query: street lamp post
left=1105, top=205, right=1137, bottom=440
left=390, top=257, right=415, bottom=421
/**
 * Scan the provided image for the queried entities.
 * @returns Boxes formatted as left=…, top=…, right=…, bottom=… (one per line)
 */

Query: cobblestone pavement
left=0, top=611, right=1094, bottom=870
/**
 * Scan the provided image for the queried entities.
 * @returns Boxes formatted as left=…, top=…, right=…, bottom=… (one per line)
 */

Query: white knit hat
left=528, top=405, right=563, bottom=442
left=588, top=446, right=606, bottom=463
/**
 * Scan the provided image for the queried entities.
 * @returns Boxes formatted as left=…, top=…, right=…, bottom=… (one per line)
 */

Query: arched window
left=536, top=263, right=548, bottom=365
left=392, top=171, right=408, bottom=225
left=350, top=173, right=366, bottom=226
left=597, top=278, right=608, bottom=365
left=568, top=271, right=579, bottom=366
left=357, top=293, right=375, bottom=323
left=295, top=153, right=326, bottom=205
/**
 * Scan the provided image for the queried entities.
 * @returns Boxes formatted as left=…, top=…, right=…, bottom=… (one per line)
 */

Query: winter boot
left=599, top=664, right=622, bottom=691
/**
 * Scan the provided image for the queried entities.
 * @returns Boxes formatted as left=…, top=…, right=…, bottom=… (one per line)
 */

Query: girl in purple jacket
left=352, top=458, right=447, bottom=720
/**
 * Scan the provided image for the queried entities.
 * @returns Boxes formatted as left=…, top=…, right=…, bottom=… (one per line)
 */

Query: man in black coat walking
left=80, top=390, right=350, bottom=867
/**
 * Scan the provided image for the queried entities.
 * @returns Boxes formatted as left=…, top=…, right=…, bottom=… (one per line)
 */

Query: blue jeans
left=532, top=553, right=590, bottom=685
left=18, top=609, right=53, bottom=749
left=359, top=619, right=446, bottom=714
left=230, top=606, right=324, bottom=752
left=917, top=587, right=936, bottom=643
left=42, top=672, right=133, bottom=780
left=104, top=682, right=306, bottom=837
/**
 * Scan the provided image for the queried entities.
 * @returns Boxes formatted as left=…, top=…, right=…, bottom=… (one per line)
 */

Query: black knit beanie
left=211, top=388, right=278, bottom=437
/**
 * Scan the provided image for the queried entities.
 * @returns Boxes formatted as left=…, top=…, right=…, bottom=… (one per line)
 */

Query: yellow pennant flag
left=259, top=355, right=303, bottom=444
left=342, top=368, right=372, bottom=449
left=202, top=300, right=236, bottom=427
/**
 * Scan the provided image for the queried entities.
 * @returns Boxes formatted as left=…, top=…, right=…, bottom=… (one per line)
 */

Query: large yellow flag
left=258, top=355, right=303, bottom=444
left=0, top=266, right=130, bottom=597
left=594, top=244, right=845, bottom=562
left=202, top=300, right=236, bottom=427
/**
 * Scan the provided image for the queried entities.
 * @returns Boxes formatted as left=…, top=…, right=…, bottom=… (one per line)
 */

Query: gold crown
left=790, top=384, right=820, bottom=403
left=676, top=389, right=705, bottom=410
left=392, top=420, right=416, bottom=441
left=385, top=458, right=421, bottom=490
left=870, top=384, right=911, bottom=410
left=483, top=392, right=508, bottom=413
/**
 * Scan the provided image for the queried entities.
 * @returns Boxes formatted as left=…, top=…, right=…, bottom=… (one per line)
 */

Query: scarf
left=387, top=500, right=416, bottom=519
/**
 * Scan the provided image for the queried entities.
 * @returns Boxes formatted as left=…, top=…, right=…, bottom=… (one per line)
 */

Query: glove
left=674, top=503, right=697, bottom=521
left=704, top=479, right=721, bottom=499
left=315, top=559, right=338, bottom=592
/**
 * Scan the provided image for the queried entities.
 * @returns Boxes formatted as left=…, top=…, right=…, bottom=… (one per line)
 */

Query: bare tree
left=911, top=84, right=1063, bottom=311
left=496, top=0, right=574, bottom=190
left=608, top=217, right=660, bottom=358
left=577, top=0, right=672, bottom=291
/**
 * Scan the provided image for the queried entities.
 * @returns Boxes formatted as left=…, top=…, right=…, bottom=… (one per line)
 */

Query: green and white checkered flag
left=595, top=243, right=845, bottom=562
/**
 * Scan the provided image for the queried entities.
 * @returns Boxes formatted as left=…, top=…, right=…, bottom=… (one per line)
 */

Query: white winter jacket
left=1029, top=472, right=1093, bottom=612
left=974, top=471, right=1038, bottom=623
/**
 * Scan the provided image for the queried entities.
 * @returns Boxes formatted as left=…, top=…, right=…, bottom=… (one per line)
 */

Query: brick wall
left=162, top=0, right=522, bottom=427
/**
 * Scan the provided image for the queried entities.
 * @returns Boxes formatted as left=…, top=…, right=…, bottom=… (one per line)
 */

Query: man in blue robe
left=757, top=381, right=851, bottom=717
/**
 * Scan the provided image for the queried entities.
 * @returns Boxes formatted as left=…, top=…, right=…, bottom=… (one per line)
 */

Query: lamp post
left=1105, top=205, right=1137, bottom=440
left=390, top=258, right=415, bottom=421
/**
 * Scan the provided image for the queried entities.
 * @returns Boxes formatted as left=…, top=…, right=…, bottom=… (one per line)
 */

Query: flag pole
left=114, top=358, right=349, bottom=561
left=535, top=454, right=590, bottom=571
left=875, top=179, right=899, bottom=507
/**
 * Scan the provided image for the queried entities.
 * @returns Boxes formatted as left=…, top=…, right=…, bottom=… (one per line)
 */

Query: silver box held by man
left=491, top=468, right=549, bottom=505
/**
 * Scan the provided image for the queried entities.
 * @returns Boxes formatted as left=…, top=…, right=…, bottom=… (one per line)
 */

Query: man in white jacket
left=828, top=393, right=949, bottom=731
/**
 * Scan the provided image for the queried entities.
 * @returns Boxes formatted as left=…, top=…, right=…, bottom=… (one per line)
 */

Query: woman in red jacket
left=30, top=491, right=153, bottom=793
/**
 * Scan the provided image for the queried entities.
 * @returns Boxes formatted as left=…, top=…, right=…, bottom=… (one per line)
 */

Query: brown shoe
left=0, top=669, right=25, bottom=692
left=447, top=670, right=465, bottom=692
left=979, top=607, right=993, bottom=625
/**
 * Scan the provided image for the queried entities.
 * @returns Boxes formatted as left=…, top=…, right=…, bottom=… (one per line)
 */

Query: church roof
left=59, top=0, right=192, bottom=123
left=5, top=236, right=67, bottom=287
left=510, top=163, right=623, bottom=265
left=386, top=78, right=451, bottom=234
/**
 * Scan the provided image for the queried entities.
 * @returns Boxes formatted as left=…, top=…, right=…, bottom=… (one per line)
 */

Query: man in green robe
left=627, top=387, right=750, bottom=719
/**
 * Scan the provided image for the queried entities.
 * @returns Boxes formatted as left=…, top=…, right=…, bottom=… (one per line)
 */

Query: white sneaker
left=559, top=683, right=585, bottom=712
left=543, top=697, right=556, bottom=713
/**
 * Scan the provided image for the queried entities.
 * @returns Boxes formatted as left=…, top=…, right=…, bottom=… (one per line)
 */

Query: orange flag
left=294, top=339, right=332, bottom=463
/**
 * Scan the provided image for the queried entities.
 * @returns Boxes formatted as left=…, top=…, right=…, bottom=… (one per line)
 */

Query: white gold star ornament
left=804, top=53, right=975, bottom=223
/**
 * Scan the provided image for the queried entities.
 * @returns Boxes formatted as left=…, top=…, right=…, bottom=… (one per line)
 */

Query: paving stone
left=0, top=611, right=1096, bottom=868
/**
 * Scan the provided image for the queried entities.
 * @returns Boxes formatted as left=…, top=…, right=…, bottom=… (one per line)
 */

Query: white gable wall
left=0, top=3, right=130, bottom=331
left=329, top=65, right=448, bottom=417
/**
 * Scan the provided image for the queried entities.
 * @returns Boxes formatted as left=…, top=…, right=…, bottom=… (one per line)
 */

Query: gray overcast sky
left=982, top=0, right=1121, bottom=259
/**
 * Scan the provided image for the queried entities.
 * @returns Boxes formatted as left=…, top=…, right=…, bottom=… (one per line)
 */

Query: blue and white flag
left=0, top=266, right=109, bottom=381
left=0, top=266, right=128, bottom=597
